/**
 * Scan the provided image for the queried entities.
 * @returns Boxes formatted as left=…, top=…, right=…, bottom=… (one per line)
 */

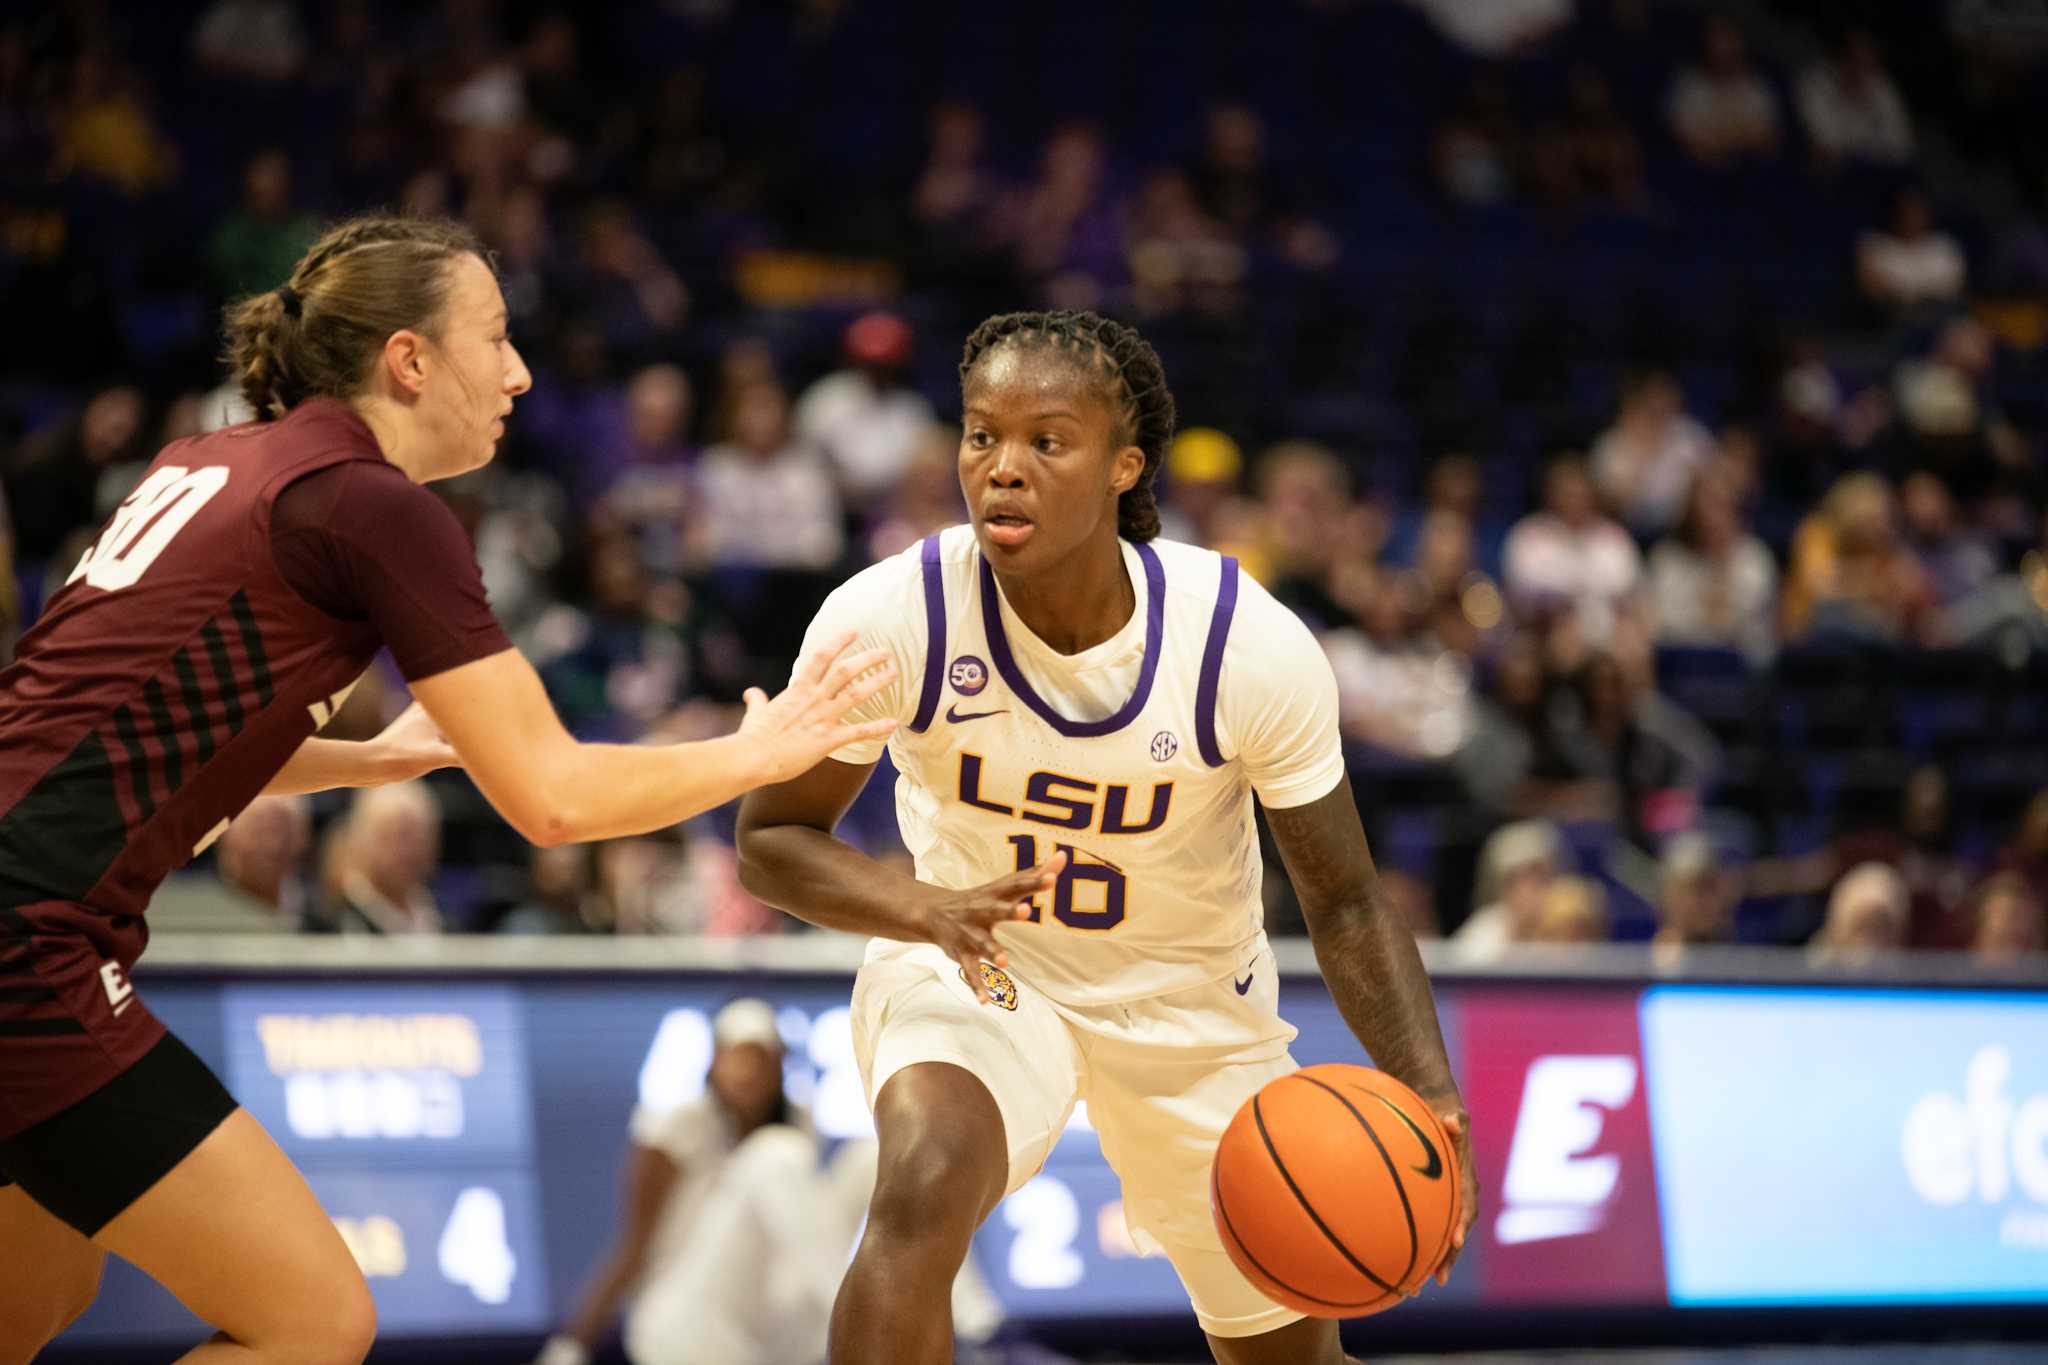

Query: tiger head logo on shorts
left=960, top=962, right=1019, bottom=1011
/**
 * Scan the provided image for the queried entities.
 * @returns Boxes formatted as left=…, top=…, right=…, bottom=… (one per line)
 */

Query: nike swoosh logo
left=1233, top=973, right=1254, bottom=994
left=1370, top=1091, right=1445, bottom=1180
left=945, top=705, right=1008, bottom=723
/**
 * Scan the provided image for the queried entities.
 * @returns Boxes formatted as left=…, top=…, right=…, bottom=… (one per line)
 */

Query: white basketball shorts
left=849, top=937, right=1303, bottom=1339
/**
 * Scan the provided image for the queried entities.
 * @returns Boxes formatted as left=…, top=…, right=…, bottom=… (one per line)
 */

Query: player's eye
left=966, top=429, right=993, bottom=448
left=1035, top=435, right=1062, bottom=454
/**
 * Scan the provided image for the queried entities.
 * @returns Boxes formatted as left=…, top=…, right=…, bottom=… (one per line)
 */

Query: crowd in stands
left=5, top=0, right=2047, bottom=966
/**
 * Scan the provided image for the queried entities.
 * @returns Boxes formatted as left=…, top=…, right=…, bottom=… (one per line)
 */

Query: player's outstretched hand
left=738, top=629, right=898, bottom=784
left=1423, top=1095, right=1476, bottom=1287
left=919, top=853, right=1066, bottom=1004
left=374, top=700, right=461, bottom=781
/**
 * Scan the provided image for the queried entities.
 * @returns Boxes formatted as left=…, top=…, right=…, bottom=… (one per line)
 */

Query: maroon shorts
left=0, top=900, right=165, bottom=1140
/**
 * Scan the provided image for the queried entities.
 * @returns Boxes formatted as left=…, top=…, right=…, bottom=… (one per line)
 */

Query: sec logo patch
left=960, top=961, right=1019, bottom=1010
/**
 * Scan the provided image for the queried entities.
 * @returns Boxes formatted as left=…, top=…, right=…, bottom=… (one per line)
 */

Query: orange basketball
left=1210, top=1063, right=1460, bottom=1318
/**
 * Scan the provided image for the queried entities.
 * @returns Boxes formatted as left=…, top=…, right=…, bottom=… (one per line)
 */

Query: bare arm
left=735, top=757, right=1061, bottom=1004
left=258, top=701, right=457, bottom=797
left=1264, top=776, right=1477, bottom=1282
left=409, top=632, right=895, bottom=847
left=550, top=1143, right=681, bottom=1356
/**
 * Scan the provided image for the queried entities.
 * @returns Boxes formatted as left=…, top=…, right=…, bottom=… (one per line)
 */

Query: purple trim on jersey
left=908, top=534, right=947, bottom=734
left=978, top=542, right=1165, bottom=739
left=1195, top=555, right=1240, bottom=767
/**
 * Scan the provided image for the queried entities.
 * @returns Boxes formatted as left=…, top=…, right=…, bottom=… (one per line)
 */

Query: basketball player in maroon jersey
left=0, top=216, right=896, bottom=1365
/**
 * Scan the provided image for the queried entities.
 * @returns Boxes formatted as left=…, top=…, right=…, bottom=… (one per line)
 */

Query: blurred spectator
left=1157, top=427, right=1255, bottom=550
left=8, top=386, right=149, bottom=564
left=497, top=844, right=598, bottom=935
left=533, top=532, right=688, bottom=738
left=1592, top=370, right=1717, bottom=536
left=991, top=123, right=1120, bottom=304
left=1809, top=861, right=1910, bottom=965
left=1899, top=471, right=1997, bottom=607
left=911, top=100, right=996, bottom=240
left=1557, top=66, right=1646, bottom=207
left=192, top=0, right=308, bottom=84
left=1325, top=563, right=1469, bottom=759
left=1858, top=189, right=1966, bottom=319
left=1667, top=18, right=1781, bottom=167
left=1886, top=318, right=2035, bottom=517
left=308, top=782, right=444, bottom=935
left=1505, top=453, right=1643, bottom=646
left=1455, top=630, right=1576, bottom=814
left=793, top=312, right=937, bottom=509
left=1548, top=633, right=1721, bottom=843
left=1797, top=29, right=1913, bottom=167
left=1250, top=441, right=1357, bottom=629
left=573, top=201, right=688, bottom=354
left=1408, top=506, right=1504, bottom=658
left=1649, top=464, right=1779, bottom=661
left=595, top=364, right=697, bottom=577
left=1433, top=74, right=1519, bottom=207
left=1651, top=833, right=1738, bottom=958
left=1530, top=876, right=1609, bottom=945
left=538, top=999, right=845, bottom=1365
left=1765, top=346, right=1853, bottom=512
left=59, top=50, right=178, bottom=196
left=485, top=183, right=565, bottom=336
left=150, top=796, right=312, bottom=933
left=1947, top=505, right=2048, bottom=652
left=1993, top=789, right=2048, bottom=907
left=1452, top=819, right=1563, bottom=958
left=1124, top=169, right=1247, bottom=318
left=865, top=423, right=967, bottom=560
left=691, top=381, right=844, bottom=570
left=1188, top=103, right=1338, bottom=271
left=209, top=149, right=321, bottom=302
left=1407, top=0, right=1573, bottom=56
left=1780, top=472, right=1937, bottom=645
left=1971, top=872, right=2045, bottom=967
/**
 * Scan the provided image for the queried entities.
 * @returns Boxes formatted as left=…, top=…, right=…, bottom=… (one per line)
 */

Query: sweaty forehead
left=965, top=342, right=1106, bottom=412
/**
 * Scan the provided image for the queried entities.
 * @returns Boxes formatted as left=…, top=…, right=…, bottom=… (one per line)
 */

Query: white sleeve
left=629, top=1096, right=717, bottom=1164
left=794, top=548, right=926, bottom=766
left=1216, top=574, right=1346, bottom=810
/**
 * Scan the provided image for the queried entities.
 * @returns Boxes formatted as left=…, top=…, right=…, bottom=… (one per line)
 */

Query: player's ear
left=379, top=329, right=430, bottom=398
left=1110, top=444, right=1145, bottom=497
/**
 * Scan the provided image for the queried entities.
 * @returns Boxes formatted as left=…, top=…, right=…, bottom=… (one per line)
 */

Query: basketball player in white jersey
left=736, top=310, right=1476, bottom=1365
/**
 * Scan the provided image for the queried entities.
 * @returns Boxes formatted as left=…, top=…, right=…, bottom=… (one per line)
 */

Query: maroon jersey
left=0, top=399, right=507, bottom=922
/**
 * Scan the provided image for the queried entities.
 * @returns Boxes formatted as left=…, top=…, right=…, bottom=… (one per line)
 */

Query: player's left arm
left=258, top=700, right=459, bottom=797
left=1227, top=579, right=1475, bottom=1283
left=1264, top=781, right=1475, bottom=1284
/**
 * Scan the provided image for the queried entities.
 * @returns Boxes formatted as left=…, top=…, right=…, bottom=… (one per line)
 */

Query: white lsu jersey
left=802, top=525, right=1344, bottom=1006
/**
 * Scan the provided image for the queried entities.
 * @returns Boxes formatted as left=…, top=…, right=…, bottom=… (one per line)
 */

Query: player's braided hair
left=958, top=310, right=1177, bottom=543
left=222, top=215, right=490, bottom=421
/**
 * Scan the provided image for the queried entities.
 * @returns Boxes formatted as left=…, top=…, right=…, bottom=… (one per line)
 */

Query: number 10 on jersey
left=1006, top=835, right=1127, bottom=931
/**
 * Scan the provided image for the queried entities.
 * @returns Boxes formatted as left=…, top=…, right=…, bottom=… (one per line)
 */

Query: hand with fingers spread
left=919, top=853, right=1066, bottom=1004
left=1421, top=1093, right=1477, bottom=1287
left=738, top=628, right=900, bottom=784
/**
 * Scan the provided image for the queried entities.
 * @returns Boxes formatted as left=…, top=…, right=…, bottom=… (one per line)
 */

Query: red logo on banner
left=1458, top=989, right=1666, bottom=1304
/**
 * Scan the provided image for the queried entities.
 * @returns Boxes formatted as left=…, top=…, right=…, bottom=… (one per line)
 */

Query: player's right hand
left=737, top=628, right=898, bottom=783
left=920, top=854, right=1066, bottom=1004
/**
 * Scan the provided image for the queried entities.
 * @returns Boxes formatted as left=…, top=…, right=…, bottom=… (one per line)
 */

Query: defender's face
left=960, top=347, right=1143, bottom=576
left=422, top=254, right=532, bottom=479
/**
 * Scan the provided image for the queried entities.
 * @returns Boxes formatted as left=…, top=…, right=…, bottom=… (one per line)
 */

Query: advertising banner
left=1642, top=986, right=2048, bottom=1305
